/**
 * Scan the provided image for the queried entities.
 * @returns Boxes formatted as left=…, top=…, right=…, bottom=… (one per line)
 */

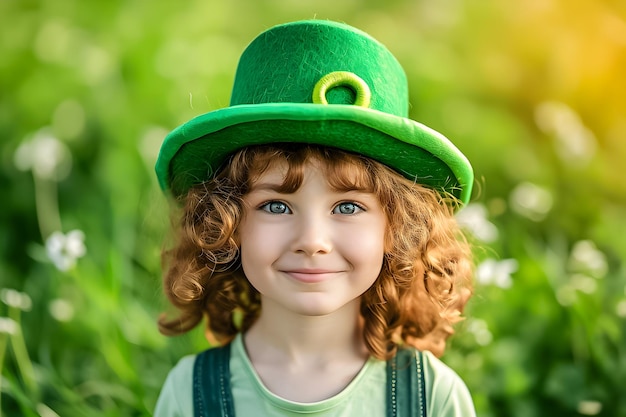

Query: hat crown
left=230, top=20, right=409, bottom=117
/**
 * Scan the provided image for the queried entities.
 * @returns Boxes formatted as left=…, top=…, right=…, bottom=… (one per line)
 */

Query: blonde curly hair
left=159, top=144, right=473, bottom=360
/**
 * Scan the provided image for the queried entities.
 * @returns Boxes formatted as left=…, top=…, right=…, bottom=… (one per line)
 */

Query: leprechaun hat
left=155, top=19, right=474, bottom=205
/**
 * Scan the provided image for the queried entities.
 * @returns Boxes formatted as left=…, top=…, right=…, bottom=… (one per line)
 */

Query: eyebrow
left=248, top=182, right=285, bottom=192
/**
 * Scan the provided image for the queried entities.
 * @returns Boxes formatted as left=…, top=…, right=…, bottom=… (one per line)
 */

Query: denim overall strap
left=193, top=344, right=235, bottom=417
left=386, top=348, right=427, bottom=417
left=193, top=343, right=425, bottom=417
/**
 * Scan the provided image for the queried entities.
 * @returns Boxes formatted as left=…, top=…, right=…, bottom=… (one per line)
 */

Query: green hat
left=155, top=19, right=473, bottom=205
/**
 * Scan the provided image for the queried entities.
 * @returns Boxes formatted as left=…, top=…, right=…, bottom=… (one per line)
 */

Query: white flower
left=45, top=230, right=86, bottom=271
left=509, top=182, right=553, bottom=221
left=14, top=129, right=72, bottom=181
left=535, top=101, right=597, bottom=166
left=577, top=400, right=602, bottom=415
left=0, top=289, right=32, bottom=311
left=569, top=274, right=598, bottom=294
left=557, top=274, right=600, bottom=306
left=569, top=240, right=608, bottom=278
left=466, top=319, right=493, bottom=346
left=556, top=285, right=577, bottom=306
left=49, top=299, right=75, bottom=322
left=475, top=258, right=518, bottom=288
left=0, top=317, right=19, bottom=335
left=456, top=203, right=498, bottom=242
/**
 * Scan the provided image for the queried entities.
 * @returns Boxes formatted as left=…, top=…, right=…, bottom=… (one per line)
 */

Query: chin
left=288, top=299, right=357, bottom=318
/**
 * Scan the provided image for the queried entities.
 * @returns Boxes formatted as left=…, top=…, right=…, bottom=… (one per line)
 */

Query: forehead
left=249, top=159, right=290, bottom=185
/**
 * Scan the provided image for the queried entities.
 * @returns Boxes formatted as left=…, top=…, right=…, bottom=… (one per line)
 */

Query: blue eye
left=333, top=202, right=362, bottom=215
left=261, top=201, right=291, bottom=214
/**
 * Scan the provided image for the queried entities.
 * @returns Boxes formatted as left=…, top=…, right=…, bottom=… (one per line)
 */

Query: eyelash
left=259, top=201, right=291, bottom=214
left=332, top=201, right=365, bottom=215
left=258, top=201, right=366, bottom=215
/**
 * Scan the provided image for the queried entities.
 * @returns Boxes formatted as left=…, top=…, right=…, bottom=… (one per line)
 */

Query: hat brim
left=156, top=103, right=473, bottom=204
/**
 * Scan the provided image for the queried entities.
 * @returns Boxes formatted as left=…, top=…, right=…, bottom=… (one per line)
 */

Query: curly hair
left=159, top=144, right=473, bottom=360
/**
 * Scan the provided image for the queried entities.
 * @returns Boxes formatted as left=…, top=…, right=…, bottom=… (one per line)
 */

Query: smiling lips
left=282, top=269, right=341, bottom=284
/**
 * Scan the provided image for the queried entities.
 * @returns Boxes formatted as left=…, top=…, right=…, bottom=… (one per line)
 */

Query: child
left=154, top=19, right=476, bottom=416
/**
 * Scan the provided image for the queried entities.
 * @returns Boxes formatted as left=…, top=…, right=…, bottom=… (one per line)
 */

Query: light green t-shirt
left=154, top=334, right=475, bottom=416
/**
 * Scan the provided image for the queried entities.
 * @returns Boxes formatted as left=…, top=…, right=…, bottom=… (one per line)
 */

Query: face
left=238, top=159, right=387, bottom=318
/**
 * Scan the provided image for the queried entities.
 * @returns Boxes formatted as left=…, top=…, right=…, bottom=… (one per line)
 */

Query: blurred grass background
left=1, top=0, right=625, bottom=416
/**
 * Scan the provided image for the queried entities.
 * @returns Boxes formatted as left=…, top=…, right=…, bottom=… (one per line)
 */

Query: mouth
left=281, top=269, right=340, bottom=284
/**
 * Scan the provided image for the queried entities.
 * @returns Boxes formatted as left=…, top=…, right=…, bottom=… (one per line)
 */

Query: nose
left=291, top=215, right=333, bottom=256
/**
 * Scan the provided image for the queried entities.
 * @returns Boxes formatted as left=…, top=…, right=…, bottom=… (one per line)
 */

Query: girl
left=154, top=20, right=476, bottom=417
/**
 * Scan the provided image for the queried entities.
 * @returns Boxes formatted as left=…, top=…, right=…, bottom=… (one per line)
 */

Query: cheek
left=239, top=219, right=281, bottom=274
left=343, top=222, right=387, bottom=269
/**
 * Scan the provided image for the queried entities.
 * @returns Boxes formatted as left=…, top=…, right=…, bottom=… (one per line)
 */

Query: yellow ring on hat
left=312, top=71, right=371, bottom=108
